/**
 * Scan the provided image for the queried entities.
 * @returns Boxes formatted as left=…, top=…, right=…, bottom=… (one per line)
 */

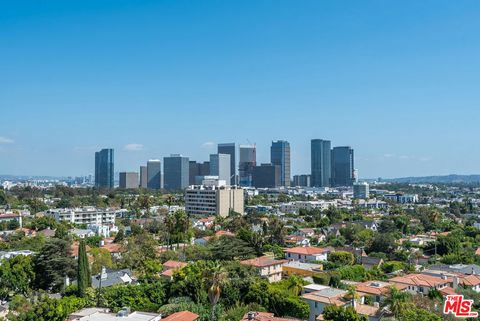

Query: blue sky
left=1, top=0, right=479, bottom=178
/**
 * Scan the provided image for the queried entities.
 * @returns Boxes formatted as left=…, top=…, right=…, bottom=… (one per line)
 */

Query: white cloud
left=383, top=153, right=395, bottom=158
left=201, top=142, right=216, bottom=149
left=124, top=143, right=144, bottom=151
left=0, top=136, right=14, bottom=144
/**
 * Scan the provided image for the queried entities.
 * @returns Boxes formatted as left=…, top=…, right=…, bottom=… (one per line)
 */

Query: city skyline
left=1, top=1, right=480, bottom=178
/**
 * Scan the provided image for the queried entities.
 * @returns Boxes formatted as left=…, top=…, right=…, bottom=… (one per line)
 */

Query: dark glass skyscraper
left=239, top=144, right=256, bottom=187
left=147, top=159, right=162, bottom=190
left=311, top=139, right=331, bottom=187
left=270, top=140, right=290, bottom=187
left=218, top=143, right=236, bottom=185
left=164, top=154, right=189, bottom=190
left=331, top=146, right=355, bottom=186
left=95, top=148, right=114, bottom=189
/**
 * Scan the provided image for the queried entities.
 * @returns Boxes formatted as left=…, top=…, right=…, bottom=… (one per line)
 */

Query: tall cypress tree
left=77, top=240, right=91, bottom=297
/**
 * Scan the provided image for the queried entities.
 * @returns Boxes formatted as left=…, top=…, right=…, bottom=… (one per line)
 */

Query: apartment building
left=185, top=185, right=244, bottom=217
left=45, top=207, right=116, bottom=225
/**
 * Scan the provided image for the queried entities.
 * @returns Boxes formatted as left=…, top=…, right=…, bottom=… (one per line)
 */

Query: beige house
left=240, top=256, right=287, bottom=283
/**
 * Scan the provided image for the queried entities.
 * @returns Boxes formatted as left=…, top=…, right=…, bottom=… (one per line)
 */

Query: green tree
left=382, top=286, right=411, bottom=318
left=323, top=305, right=368, bottom=321
left=328, top=251, right=355, bottom=266
left=33, top=238, right=76, bottom=292
left=203, top=262, right=228, bottom=321
left=0, top=255, right=34, bottom=300
left=90, top=248, right=113, bottom=274
left=77, top=240, right=91, bottom=297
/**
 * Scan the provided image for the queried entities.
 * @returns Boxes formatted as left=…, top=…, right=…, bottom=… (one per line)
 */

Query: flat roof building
left=147, top=159, right=162, bottom=190
left=119, top=172, right=139, bottom=189
left=185, top=185, right=244, bottom=217
left=218, top=143, right=236, bottom=185
left=164, top=154, right=189, bottom=190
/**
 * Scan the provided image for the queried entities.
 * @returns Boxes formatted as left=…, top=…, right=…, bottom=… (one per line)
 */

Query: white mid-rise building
left=185, top=185, right=244, bottom=217
left=45, top=207, right=116, bottom=225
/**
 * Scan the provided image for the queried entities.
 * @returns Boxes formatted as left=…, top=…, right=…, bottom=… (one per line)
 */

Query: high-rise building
left=95, top=149, right=114, bottom=189
left=163, top=154, right=189, bottom=190
left=293, top=174, right=311, bottom=187
left=239, top=144, right=256, bottom=187
left=353, top=182, right=369, bottom=199
left=147, top=159, right=162, bottom=190
left=185, top=185, right=244, bottom=217
left=252, top=163, right=281, bottom=188
left=311, top=139, right=331, bottom=187
left=210, top=154, right=231, bottom=185
left=139, top=166, right=148, bottom=188
left=189, top=161, right=210, bottom=185
left=331, top=146, right=355, bottom=186
left=119, top=172, right=139, bottom=189
left=218, top=143, right=236, bottom=185
left=270, top=140, right=290, bottom=187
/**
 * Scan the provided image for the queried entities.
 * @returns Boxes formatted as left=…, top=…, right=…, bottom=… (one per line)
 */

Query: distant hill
left=384, top=174, right=480, bottom=184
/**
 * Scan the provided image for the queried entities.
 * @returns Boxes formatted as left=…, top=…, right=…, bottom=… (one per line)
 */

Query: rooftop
left=241, top=256, right=288, bottom=268
left=284, top=246, right=329, bottom=255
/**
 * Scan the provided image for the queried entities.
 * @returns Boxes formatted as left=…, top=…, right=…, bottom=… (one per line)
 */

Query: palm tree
left=382, top=286, right=411, bottom=317
left=344, top=285, right=360, bottom=307
left=203, top=262, right=228, bottom=321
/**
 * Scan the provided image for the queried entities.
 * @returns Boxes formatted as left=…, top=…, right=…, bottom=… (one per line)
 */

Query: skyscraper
left=239, top=144, right=256, bottom=187
left=147, top=159, right=162, bottom=190
left=189, top=161, right=210, bottom=185
left=218, top=143, right=236, bottom=185
left=270, top=140, right=290, bottom=187
left=139, top=166, right=148, bottom=188
left=95, top=148, right=114, bottom=189
left=119, top=172, right=139, bottom=189
left=209, top=154, right=231, bottom=185
left=163, top=154, right=189, bottom=190
left=252, top=163, right=280, bottom=188
left=331, top=146, right=355, bottom=186
left=311, top=139, right=331, bottom=187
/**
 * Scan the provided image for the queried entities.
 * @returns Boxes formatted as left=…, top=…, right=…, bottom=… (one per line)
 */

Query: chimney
left=247, top=312, right=256, bottom=320
left=99, top=239, right=105, bottom=247
left=101, top=266, right=108, bottom=279
left=453, top=276, right=460, bottom=289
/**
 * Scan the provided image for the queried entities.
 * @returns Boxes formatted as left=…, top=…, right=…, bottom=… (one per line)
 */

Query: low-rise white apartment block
left=45, top=207, right=116, bottom=225
left=185, top=185, right=244, bottom=217
left=279, top=201, right=336, bottom=214
left=384, top=193, right=418, bottom=203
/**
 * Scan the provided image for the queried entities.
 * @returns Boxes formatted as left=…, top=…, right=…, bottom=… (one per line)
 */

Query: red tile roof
left=241, top=256, right=288, bottom=268
left=101, top=243, right=126, bottom=253
left=284, top=246, right=328, bottom=255
left=162, top=311, right=199, bottom=321
left=389, top=274, right=450, bottom=287
left=163, top=260, right=188, bottom=269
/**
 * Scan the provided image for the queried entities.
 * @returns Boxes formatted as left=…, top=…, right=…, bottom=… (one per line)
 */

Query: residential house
left=359, top=256, right=384, bottom=270
left=69, top=307, right=162, bottom=321
left=91, top=267, right=134, bottom=288
left=302, top=287, right=348, bottom=321
left=285, top=247, right=330, bottom=262
left=161, top=260, right=188, bottom=280
left=283, top=261, right=323, bottom=277
left=70, top=228, right=96, bottom=239
left=355, top=281, right=407, bottom=304
left=285, top=235, right=311, bottom=247
left=162, top=311, right=199, bottom=321
left=389, top=273, right=450, bottom=295
left=240, top=311, right=300, bottom=321
left=240, top=256, right=288, bottom=283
